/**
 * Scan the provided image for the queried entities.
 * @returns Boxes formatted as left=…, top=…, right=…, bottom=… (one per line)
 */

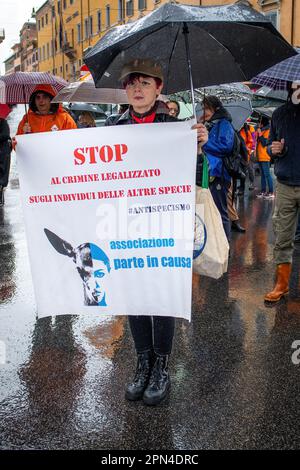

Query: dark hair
left=202, top=95, right=223, bottom=112
left=260, top=116, right=269, bottom=127
left=166, top=100, right=180, bottom=115
left=78, top=111, right=96, bottom=127
left=29, top=90, right=59, bottom=113
left=122, top=73, right=162, bottom=89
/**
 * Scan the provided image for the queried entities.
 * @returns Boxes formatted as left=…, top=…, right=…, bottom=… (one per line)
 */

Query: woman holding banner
left=106, top=58, right=208, bottom=406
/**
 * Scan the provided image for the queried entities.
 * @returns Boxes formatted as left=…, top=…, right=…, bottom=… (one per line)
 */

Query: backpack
left=223, top=129, right=248, bottom=180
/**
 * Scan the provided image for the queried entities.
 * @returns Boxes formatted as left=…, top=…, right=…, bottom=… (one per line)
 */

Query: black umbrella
left=84, top=2, right=295, bottom=113
left=68, top=103, right=107, bottom=115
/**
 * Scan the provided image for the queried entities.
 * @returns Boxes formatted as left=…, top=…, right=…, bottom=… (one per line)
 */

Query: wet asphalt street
left=1, top=107, right=300, bottom=450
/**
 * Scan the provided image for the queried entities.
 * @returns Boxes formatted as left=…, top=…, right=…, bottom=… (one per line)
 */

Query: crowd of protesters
left=2, top=58, right=300, bottom=407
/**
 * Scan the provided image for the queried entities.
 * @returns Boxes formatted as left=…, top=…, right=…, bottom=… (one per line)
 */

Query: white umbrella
left=52, top=80, right=129, bottom=104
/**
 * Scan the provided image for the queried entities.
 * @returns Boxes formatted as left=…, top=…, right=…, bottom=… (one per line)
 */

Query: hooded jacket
left=268, top=87, right=300, bottom=186
left=202, top=107, right=234, bottom=181
left=16, top=85, right=77, bottom=135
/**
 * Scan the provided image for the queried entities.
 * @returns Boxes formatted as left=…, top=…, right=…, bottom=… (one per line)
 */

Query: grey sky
left=0, top=0, right=44, bottom=74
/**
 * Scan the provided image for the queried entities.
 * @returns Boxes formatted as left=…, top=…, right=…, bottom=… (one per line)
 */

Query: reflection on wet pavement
left=1, top=107, right=300, bottom=449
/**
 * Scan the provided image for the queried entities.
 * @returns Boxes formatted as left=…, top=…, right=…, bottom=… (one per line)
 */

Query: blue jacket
left=203, top=108, right=234, bottom=181
left=268, top=101, right=300, bottom=186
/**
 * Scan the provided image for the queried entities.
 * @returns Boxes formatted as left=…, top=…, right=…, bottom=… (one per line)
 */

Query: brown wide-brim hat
left=120, top=59, right=164, bottom=81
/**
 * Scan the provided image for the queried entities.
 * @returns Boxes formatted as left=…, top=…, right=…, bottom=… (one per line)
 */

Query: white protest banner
left=16, top=121, right=197, bottom=320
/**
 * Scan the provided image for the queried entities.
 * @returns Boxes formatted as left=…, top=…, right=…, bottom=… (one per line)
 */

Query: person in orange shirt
left=16, top=84, right=77, bottom=136
left=256, top=116, right=274, bottom=199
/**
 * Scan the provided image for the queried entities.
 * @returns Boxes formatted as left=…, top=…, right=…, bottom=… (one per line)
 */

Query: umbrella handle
left=23, top=85, right=28, bottom=122
left=183, top=23, right=196, bottom=119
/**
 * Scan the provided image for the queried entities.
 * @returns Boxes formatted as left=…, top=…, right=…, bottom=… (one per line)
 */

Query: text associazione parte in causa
left=111, top=237, right=192, bottom=270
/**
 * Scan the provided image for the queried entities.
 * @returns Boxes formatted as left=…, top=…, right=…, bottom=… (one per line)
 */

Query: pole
left=88, top=0, right=91, bottom=46
left=291, top=0, right=295, bottom=46
left=80, top=0, right=84, bottom=57
left=182, top=23, right=196, bottom=118
left=23, top=85, right=28, bottom=122
left=51, top=4, right=55, bottom=73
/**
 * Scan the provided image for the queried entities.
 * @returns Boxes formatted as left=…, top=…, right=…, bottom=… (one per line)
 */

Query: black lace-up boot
left=125, top=350, right=153, bottom=401
left=143, top=354, right=170, bottom=406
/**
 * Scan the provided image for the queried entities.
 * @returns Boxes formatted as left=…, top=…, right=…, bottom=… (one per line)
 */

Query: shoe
left=264, top=192, right=275, bottom=199
left=125, top=350, right=153, bottom=401
left=231, top=221, right=246, bottom=233
left=256, top=192, right=266, bottom=198
left=143, top=354, right=170, bottom=406
left=264, top=263, right=291, bottom=302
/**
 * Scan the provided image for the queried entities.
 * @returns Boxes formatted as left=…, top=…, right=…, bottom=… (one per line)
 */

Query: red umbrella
left=0, top=104, right=11, bottom=119
left=0, top=72, right=68, bottom=104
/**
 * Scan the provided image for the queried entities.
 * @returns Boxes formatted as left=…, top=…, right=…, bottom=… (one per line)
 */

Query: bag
left=223, top=130, right=248, bottom=180
left=193, top=156, right=229, bottom=279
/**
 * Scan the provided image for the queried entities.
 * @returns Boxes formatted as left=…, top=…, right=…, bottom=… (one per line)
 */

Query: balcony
left=62, top=42, right=77, bottom=61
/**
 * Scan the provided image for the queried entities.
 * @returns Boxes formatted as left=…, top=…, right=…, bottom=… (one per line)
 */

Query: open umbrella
left=223, top=100, right=253, bottom=131
left=84, top=2, right=295, bottom=113
left=52, top=80, right=129, bottom=104
left=253, top=107, right=275, bottom=119
left=252, top=50, right=300, bottom=90
left=195, top=99, right=252, bottom=131
left=0, top=72, right=68, bottom=105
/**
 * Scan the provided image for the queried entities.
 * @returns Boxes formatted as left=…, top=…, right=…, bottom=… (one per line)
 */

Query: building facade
left=3, top=54, right=15, bottom=75
left=19, top=22, right=38, bottom=72
left=33, top=0, right=300, bottom=79
left=36, top=0, right=127, bottom=80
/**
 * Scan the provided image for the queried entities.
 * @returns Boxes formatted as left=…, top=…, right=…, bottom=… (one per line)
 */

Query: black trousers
left=0, top=153, right=11, bottom=187
left=209, top=178, right=231, bottom=241
left=128, top=316, right=175, bottom=355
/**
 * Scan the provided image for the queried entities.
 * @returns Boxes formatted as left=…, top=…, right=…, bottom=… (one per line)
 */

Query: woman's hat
left=120, top=59, right=163, bottom=81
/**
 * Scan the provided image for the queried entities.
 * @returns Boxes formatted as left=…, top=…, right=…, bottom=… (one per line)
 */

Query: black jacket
left=268, top=101, right=300, bottom=186
left=0, top=119, right=11, bottom=154
left=0, top=118, right=11, bottom=187
left=105, top=101, right=178, bottom=126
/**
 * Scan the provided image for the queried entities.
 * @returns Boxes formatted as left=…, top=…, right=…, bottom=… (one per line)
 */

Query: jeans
left=259, top=161, right=273, bottom=193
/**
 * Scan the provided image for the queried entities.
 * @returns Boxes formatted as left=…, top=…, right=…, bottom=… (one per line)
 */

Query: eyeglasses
left=125, top=79, right=153, bottom=89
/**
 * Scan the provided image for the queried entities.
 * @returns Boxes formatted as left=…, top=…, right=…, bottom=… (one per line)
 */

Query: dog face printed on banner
left=44, top=228, right=111, bottom=306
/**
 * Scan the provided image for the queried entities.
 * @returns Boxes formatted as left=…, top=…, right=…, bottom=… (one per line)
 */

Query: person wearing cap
left=106, top=58, right=208, bottom=406
left=16, top=84, right=77, bottom=135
